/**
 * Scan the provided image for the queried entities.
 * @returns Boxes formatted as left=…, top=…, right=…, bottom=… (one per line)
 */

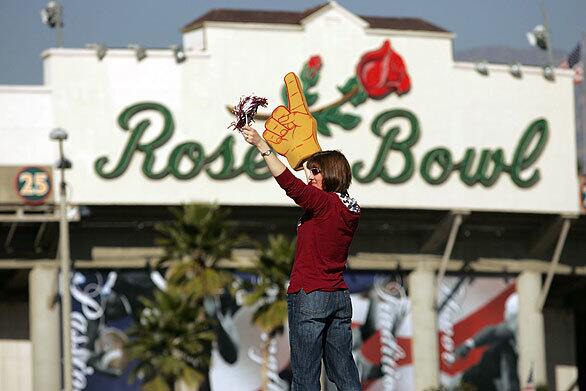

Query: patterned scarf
left=336, top=191, right=361, bottom=213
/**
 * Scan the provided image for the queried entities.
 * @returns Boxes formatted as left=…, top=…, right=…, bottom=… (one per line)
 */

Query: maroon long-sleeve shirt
left=275, top=169, right=360, bottom=294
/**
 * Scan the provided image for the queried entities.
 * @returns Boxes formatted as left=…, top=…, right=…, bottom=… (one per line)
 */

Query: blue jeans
left=287, top=289, right=361, bottom=391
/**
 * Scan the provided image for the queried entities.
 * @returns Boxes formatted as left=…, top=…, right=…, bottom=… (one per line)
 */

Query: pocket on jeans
left=341, top=290, right=352, bottom=318
left=299, top=290, right=330, bottom=316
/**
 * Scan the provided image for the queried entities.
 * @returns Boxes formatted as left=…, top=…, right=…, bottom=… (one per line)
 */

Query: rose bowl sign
left=95, top=41, right=548, bottom=190
left=7, top=3, right=579, bottom=213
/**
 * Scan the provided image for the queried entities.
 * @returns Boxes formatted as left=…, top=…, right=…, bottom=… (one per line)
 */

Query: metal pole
left=537, top=218, right=571, bottom=310
left=55, top=0, right=63, bottom=47
left=435, top=213, right=463, bottom=291
left=539, top=0, right=555, bottom=69
left=58, top=139, right=72, bottom=391
left=574, top=33, right=586, bottom=175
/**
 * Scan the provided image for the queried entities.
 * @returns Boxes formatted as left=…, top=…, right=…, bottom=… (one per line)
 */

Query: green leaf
left=253, top=300, right=288, bottom=333
left=182, top=366, right=204, bottom=387
left=335, top=113, right=361, bottom=130
left=338, top=76, right=368, bottom=107
left=281, top=85, right=288, bottom=107
left=337, top=76, right=358, bottom=95
left=142, top=376, right=171, bottom=391
left=125, top=283, right=216, bottom=388
left=305, top=93, right=318, bottom=107
left=313, top=112, right=332, bottom=137
left=240, top=234, right=294, bottom=333
left=159, top=356, right=181, bottom=374
left=349, top=90, right=368, bottom=107
left=300, top=64, right=320, bottom=89
left=243, top=284, right=268, bottom=306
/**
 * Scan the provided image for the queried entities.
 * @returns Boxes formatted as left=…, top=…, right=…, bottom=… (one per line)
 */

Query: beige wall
left=0, top=340, right=32, bottom=391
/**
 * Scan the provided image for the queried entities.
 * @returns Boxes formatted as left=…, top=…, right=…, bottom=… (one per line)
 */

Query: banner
left=70, top=271, right=147, bottom=390
left=438, top=277, right=517, bottom=391
left=69, top=270, right=518, bottom=390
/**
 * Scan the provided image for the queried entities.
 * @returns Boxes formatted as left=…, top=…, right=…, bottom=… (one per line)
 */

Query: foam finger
left=279, top=112, right=303, bottom=127
left=265, top=117, right=289, bottom=137
left=263, top=130, right=282, bottom=144
left=272, top=106, right=290, bottom=121
left=284, top=72, right=309, bottom=114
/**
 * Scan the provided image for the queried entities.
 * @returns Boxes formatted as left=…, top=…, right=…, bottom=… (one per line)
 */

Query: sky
left=1, top=0, right=585, bottom=85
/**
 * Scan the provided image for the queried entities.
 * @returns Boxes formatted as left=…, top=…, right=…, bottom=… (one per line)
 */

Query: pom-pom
left=229, top=95, right=268, bottom=130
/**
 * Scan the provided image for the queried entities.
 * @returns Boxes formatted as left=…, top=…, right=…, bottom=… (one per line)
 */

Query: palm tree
left=242, top=234, right=295, bottom=391
left=126, top=203, right=243, bottom=391
left=157, top=204, right=239, bottom=300
left=126, top=288, right=215, bottom=391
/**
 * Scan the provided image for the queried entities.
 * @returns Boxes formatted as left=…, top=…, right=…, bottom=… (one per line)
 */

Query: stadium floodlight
left=41, top=0, right=63, bottom=47
left=509, top=62, right=522, bottom=78
left=128, top=44, right=147, bottom=61
left=170, top=45, right=187, bottom=64
left=527, top=24, right=548, bottom=51
left=542, top=65, right=555, bottom=81
left=474, top=61, right=489, bottom=76
left=50, top=128, right=72, bottom=169
left=87, top=43, right=107, bottom=61
left=49, top=127, right=68, bottom=141
left=56, top=158, right=73, bottom=169
left=40, top=0, right=63, bottom=28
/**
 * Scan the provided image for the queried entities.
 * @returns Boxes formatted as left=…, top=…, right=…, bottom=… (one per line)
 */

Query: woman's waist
left=291, top=254, right=348, bottom=274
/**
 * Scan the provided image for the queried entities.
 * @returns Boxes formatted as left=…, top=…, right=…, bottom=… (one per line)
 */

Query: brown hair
left=306, top=150, right=352, bottom=193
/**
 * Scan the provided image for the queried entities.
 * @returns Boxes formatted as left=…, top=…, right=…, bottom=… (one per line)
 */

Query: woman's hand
left=241, top=125, right=264, bottom=147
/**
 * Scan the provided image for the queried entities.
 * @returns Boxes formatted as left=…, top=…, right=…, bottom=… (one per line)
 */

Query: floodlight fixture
left=49, top=127, right=68, bottom=141
left=474, top=61, right=489, bottom=76
left=41, top=0, right=63, bottom=28
left=527, top=24, right=548, bottom=51
left=128, top=44, right=147, bottom=61
left=87, top=43, right=107, bottom=61
left=56, top=157, right=73, bottom=169
left=542, top=65, right=555, bottom=81
left=509, top=62, right=522, bottom=78
left=170, top=45, right=186, bottom=64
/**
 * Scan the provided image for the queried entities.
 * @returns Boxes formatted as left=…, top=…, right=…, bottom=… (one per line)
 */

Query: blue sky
left=1, top=0, right=584, bottom=85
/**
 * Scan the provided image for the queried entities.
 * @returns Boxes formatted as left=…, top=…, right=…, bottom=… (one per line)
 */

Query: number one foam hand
left=263, top=72, right=322, bottom=171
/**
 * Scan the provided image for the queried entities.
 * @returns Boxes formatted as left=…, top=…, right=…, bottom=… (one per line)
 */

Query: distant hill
left=454, top=46, right=567, bottom=66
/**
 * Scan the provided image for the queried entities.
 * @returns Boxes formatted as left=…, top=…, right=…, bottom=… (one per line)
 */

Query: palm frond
left=243, top=234, right=295, bottom=334
left=126, top=287, right=215, bottom=389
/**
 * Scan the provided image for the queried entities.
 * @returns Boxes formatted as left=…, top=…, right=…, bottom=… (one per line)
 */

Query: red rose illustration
left=307, top=55, right=322, bottom=78
left=356, top=40, right=411, bottom=99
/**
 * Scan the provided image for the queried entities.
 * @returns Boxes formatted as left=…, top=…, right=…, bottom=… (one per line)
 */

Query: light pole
left=49, top=127, right=72, bottom=391
left=41, top=0, right=64, bottom=47
left=539, top=0, right=555, bottom=70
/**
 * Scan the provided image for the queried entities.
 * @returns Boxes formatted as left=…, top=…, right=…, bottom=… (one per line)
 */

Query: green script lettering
left=94, top=102, right=548, bottom=189
left=420, top=148, right=453, bottom=185
left=352, top=109, right=419, bottom=184
left=509, top=119, right=548, bottom=188
left=95, top=102, right=173, bottom=179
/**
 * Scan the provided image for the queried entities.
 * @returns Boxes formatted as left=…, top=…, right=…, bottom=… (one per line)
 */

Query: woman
left=241, top=125, right=361, bottom=391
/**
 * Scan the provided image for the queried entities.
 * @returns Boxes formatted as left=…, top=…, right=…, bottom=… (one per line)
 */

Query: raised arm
left=241, top=125, right=285, bottom=178
left=240, top=125, right=328, bottom=213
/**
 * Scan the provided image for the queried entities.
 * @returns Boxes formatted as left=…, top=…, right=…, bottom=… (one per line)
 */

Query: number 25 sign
left=14, top=167, right=53, bottom=205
